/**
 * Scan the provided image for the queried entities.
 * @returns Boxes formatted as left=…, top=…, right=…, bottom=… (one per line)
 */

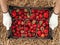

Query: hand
left=49, top=13, right=58, bottom=30
left=3, top=12, right=12, bottom=30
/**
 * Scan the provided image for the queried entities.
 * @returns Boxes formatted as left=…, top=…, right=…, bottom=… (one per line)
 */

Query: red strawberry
left=20, top=27, right=24, bottom=30
left=25, top=33, right=29, bottom=37
left=24, top=15, right=27, bottom=19
left=30, top=29, right=35, bottom=33
left=37, top=30, right=42, bottom=37
left=30, top=14, right=36, bottom=20
left=46, top=25, right=49, bottom=29
left=30, top=26, right=33, bottom=29
left=12, top=29, right=15, bottom=33
left=39, top=10, right=43, bottom=13
left=24, top=27, right=29, bottom=31
left=13, top=33, right=17, bottom=36
left=28, top=33, right=33, bottom=37
left=41, top=33, right=45, bottom=38
left=39, top=14, right=42, bottom=19
left=25, top=31, right=28, bottom=34
left=27, top=21, right=32, bottom=26
left=31, top=9, right=35, bottom=13
left=33, top=24, right=37, bottom=28
left=45, top=20, right=49, bottom=25
left=44, top=12, right=49, bottom=18
left=17, top=21, right=21, bottom=25
left=18, top=11, right=22, bottom=15
left=15, top=16, right=18, bottom=20
left=45, top=33, right=48, bottom=37
left=16, top=31, right=20, bottom=34
left=37, top=24, right=40, bottom=28
left=17, top=34, right=21, bottom=37
left=43, top=29, right=49, bottom=34
left=16, top=27, right=20, bottom=31
left=11, top=10, right=17, bottom=17
left=11, top=25, right=15, bottom=29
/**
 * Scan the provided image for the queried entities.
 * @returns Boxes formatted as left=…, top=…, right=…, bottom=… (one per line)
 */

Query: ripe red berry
left=30, top=29, right=35, bottom=33
left=39, top=14, right=42, bottom=19
left=46, top=25, right=49, bottom=29
left=37, top=30, right=42, bottom=37
left=12, top=29, right=15, bottom=33
left=39, top=10, right=43, bottom=13
left=27, top=21, right=32, bottom=26
left=30, top=14, right=36, bottom=20
left=33, top=24, right=37, bottom=28
left=44, top=12, right=49, bottom=18
left=43, top=29, right=49, bottom=34
left=45, top=20, right=49, bottom=25
left=41, top=33, right=45, bottom=38
left=45, top=33, right=48, bottom=37
left=11, top=25, right=15, bottom=29
left=28, top=33, right=33, bottom=37
left=25, top=33, right=29, bottom=37
left=16, top=27, right=20, bottom=31
left=24, top=27, right=29, bottom=31
left=17, top=21, right=21, bottom=25
left=18, top=11, right=22, bottom=15
left=11, top=10, right=17, bottom=17
left=31, top=9, right=35, bottom=13
left=37, top=24, right=40, bottom=28
left=17, top=34, right=21, bottom=37
left=13, top=33, right=17, bottom=36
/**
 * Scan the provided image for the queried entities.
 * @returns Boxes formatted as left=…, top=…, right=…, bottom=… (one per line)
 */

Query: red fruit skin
left=11, top=10, right=17, bottom=17
left=42, top=22, right=46, bottom=26
left=30, top=29, right=35, bottom=33
left=20, top=27, right=24, bottom=30
left=39, top=10, right=43, bottom=14
left=39, top=14, right=42, bottom=19
left=25, top=33, right=29, bottom=37
left=45, top=20, right=49, bottom=25
left=33, top=24, right=37, bottom=28
left=28, top=33, right=33, bottom=37
left=16, top=27, right=20, bottom=31
left=24, top=15, right=27, bottom=19
left=15, top=16, right=18, bottom=19
left=11, top=26, right=15, bottom=29
left=12, top=29, right=15, bottom=33
left=46, top=25, right=49, bottom=29
left=37, top=24, right=40, bottom=28
left=13, top=33, right=17, bottom=36
left=43, top=29, right=49, bottom=34
left=45, top=33, right=48, bottom=37
left=31, top=9, right=35, bottom=13
left=16, top=31, right=20, bottom=34
left=30, top=26, right=33, bottom=30
left=18, top=11, right=22, bottom=15
left=17, top=21, right=21, bottom=25
left=44, top=12, right=49, bottom=18
left=17, top=34, right=21, bottom=37
left=24, top=27, right=29, bottom=31
left=27, top=21, right=32, bottom=26
left=30, top=14, right=36, bottom=20
left=41, top=33, right=45, bottom=38
left=37, top=30, right=42, bottom=37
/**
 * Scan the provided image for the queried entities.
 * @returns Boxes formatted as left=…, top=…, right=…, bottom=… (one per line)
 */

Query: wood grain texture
left=0, top=0, right=60, bottom=45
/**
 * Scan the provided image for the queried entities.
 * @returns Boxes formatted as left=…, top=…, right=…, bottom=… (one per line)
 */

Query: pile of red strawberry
left=10, top=8, right=49, bottom=38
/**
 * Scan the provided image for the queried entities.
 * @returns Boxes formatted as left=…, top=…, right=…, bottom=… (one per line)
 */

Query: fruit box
left=8, top=6, right=53, bottom=39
